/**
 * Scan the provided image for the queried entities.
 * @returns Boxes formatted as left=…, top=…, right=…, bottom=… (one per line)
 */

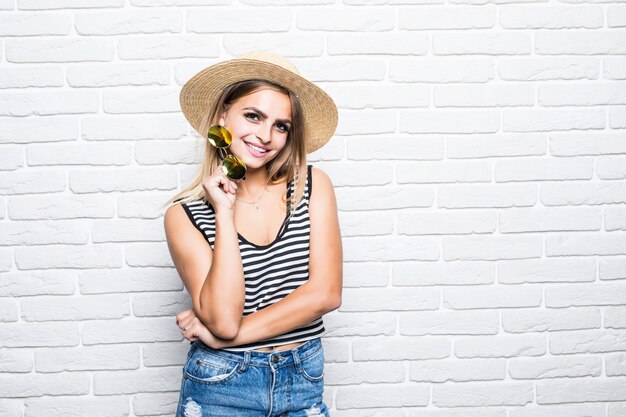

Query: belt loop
left=239, top=350, right=251, bottom=373
left=292, top=346, right=303, bottom=374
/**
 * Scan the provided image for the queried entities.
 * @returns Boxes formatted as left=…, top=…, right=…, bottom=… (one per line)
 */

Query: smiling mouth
left=244, top=141, right=269, bottom=154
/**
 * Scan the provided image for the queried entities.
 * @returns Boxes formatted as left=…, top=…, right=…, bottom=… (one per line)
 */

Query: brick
left=338, top=186, right=432, bottom=211
left=439, top=183, right=537, bottom=209
left=537, top=377, right=626, bottom=404
left=433, top=382, right=533, bottom=407
left=103, top=88, right=179, bottom=114
left=297, top=8, right=394, bottom=31
left=0, top=12, right=70, bottom=35
left=0, top=115, right=78, bottom=143
left=224, top=34, right=324, bottom=57
left=188, top=8, right=290, bottom=33
left=25, top=396, right=129, bottom=417
left=498, top=258, right=595, bottom=284
left=400, top=6, right=496, bottom=29
left=336, top=384, right=429, bottom=409
left=135, top=139, right=203, bottom=165
left=69, top=167, right=177, bottom=193
left=539, top=82, right=626, bottom=106
left=0, top=146, right=23, bottom=170
left=409, top=409, right=506, bottom=417
left=445, top=285, right=542, bottom=309
left=391, top=57, right=494, bottom=83
left=341, top=287, right=439, bottom=312
left=317, top=162, right=393, bottom=187
left=536, top=31, right=626, bottom=55
left=550, top=330, right=626, bottom=354
left=606, top=352, right=626, bottom=376
left=339, top=211, right=393, bottom=237
left=0, top=169, right=65, bottom=195
left=0, top=400, right=22, bottom=417
left=8, top=194, right=115, bottom=220
left=353, top=336, right=450, bottom=361
left=6, top=38, right=114, bottom=63
left=393, top=261, right=494, bottom=286
left=131, top=0, right=229, bottom=4
left=133, top=291, right=190, bottom=317
left=326, top=362, right=405, bottom=385
left=455, top=334, right=546, bottom=358
left=499, top=57, right=599, bottom=81
left=22, top=294, right=129, bottom=321
left=67, top=62, right=170, bottom=87
left=142, top=341, right=189, bottom=367
left=327, top=33, right=428, bottom=55
left=409, top=358, right=505, bottom=382
left=344, top=236, right=439, bottom=262
left=241, top=0, right=332, bottom=4
left=509, top=403, right=605, bottom=417
left=609, top=403, right=626, bottom=417
left=435, top=84, right=533, bottom=107
left=308, top=136, right=344, bottom=162
left=343, top=262, right=388, bottom=288
left=604, top=57, right=626, bottom=79
left=75, top=9, right=182, bottom=35
left=598, top=156, right=626, bottom=180
left=27, top=142, right=131, bottom=165
left=443, top=235, right=542, bottom=261
left=324, top=312, right=396, bottom=337
left=35, top=345, right=138, bottom=372
left=600, top=258, right=626, bottom=281
left=15, top=245, right=121, bottom=269
left=1, top=322, right=78, bottom=347
left=327, top=84, right=429, bottom=109
left=448, top=133, right=546, bottom=159
left=133, top=393, right=179, bottom=417
left=541, top=181, right=626, bottom=206
left=399, top=210, right=495, bottom=236
left=550, top=133, right=626, bottom=156
left=0, top=66, right=63, bottom=88
left=118, top=35, right=219, bottom=60
left=322, top=338, right=349, bottom=363
left=610, top=106, right=626, bottom=128
left=92, top=219, right=164, bottom=243
left=503, top=307, right=600, bottom=333
left=0, top=271, right=76, bottom=296
left=297, top=58, right=386, bottom=82
left=503, top=108, right=605, bottom=132
left=400, top=110, right=500, bottom=134
left=347, top=136, right=442, bottom=161
left=83, top=318, right=181, bottom=345
left=81, top=114, right=187, bottom=141
left=433, top=33, right=531, bottom=55
left=0, top=373, right=89, bottom=398
left=400, top=310, right=498, bottom=335
left=18, top=0, right=124, bottom=8
left=125, top=242, right=173, bottom=267
left=80, top=267, right=182, bottom=294
left=500, top=6, right=602, bottom=28
left=605, top=306, right=626, bottom=328
left=0, top=250, right=10, bottom=272
left=94, top=368, right=180, bottom=394
left=499, top=207, right=600, bottom=233
left=546, top=233, right=626, bottom=256
left=0, top=298, right=17, bottom=322
left=0, top=349, right=33, bottom=372
left=397, top=160, right=492, bottom=184
left=0, top=220, right=88, bottom=246
left=609, top=5, right=626, bottom=27
left=546, top=282, right=626, bottom=307
left=118, top=192, right=175, bottom=219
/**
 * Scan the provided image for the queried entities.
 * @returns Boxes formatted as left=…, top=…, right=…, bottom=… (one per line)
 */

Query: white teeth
left=247, top=142, right=267, bottom=153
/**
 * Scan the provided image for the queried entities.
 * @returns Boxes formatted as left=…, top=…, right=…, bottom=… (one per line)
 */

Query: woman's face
left=219, top=88, right=292, bottom=172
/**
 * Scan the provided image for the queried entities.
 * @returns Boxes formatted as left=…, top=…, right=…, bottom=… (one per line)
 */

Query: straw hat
left=179, top=51, right=338, bottom=154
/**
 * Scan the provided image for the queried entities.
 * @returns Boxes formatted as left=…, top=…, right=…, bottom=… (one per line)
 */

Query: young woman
left=164, top=51, right=342, bottom=417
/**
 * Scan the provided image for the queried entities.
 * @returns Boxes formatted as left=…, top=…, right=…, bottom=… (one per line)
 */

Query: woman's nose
left=256, top=122, right=272, bottom=143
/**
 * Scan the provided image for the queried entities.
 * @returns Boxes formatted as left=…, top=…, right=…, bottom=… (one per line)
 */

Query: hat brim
left=179, top=58, right=338, bottom=154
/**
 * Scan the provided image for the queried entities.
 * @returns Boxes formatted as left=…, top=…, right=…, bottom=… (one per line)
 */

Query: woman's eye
left=244, top=112, right=260, bottom=121
left=276, top=123, right=290, bottom=133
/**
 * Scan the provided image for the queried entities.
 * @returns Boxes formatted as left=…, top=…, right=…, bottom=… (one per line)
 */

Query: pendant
left=254, top=204, right=261, bottom=210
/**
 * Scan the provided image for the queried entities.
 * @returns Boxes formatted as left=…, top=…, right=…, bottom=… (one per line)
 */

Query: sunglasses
left=207, top=125, right=246, bottom=181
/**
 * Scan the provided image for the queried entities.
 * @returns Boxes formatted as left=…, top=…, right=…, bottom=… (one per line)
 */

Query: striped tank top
left=180, top=164, right=325, bottom=352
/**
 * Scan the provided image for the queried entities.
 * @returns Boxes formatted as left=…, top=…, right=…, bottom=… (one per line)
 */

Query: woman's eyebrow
left=243, top=107, right=292, bottom=125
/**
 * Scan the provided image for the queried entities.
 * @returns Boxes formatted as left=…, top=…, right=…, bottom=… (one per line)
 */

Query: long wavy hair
left=164, top=79, right=307, bottom=215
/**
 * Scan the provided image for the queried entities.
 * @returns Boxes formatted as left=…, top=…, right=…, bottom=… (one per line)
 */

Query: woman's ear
left=218, top=111, right=227, bottom=127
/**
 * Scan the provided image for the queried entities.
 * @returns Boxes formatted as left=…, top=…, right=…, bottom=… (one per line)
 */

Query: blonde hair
left=163, top=80, right=307, bottom=216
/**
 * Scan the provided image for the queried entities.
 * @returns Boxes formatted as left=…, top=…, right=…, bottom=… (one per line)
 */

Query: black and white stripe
left=181, top=165, right=325, bottom=351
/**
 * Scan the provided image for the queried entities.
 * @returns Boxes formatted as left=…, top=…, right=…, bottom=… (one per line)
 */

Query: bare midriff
left=252, top=340, right=305, bottom=352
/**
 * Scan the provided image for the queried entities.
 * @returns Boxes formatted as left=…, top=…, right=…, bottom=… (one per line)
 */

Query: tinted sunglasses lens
left=222, top=155, right=246, bottom=181
left=207, top=125, right=232, bottom=148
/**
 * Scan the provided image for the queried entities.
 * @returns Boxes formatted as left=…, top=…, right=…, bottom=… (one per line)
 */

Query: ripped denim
left=175, top=338, right=330, bottom=417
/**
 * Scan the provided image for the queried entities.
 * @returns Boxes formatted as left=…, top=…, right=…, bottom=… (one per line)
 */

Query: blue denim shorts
left=175, top=337, right=329, bottom=417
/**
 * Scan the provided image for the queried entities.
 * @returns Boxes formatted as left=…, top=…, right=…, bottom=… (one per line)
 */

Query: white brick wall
left=0, top=1, right=625, bottom=416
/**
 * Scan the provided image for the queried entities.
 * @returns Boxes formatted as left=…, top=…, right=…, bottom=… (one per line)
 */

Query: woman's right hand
left=202, top=168, right=238, bottom=213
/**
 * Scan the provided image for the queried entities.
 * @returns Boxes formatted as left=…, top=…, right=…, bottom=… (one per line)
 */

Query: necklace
left=236, top=187, right=267, bottom=211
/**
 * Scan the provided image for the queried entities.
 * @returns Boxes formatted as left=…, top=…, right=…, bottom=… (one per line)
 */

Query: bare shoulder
left=163, top=202, right=187, bottom=236
left=310, top=166, right=336, bottom=200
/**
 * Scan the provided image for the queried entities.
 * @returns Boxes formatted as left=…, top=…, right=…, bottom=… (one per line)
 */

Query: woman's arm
left=164, top=201, right=244, bottom=339
left=207, top=167, right=343, bottom=348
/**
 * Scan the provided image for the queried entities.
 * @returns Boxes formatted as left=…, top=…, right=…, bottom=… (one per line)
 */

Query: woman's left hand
left=176, top=308, right=226, bottom=349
